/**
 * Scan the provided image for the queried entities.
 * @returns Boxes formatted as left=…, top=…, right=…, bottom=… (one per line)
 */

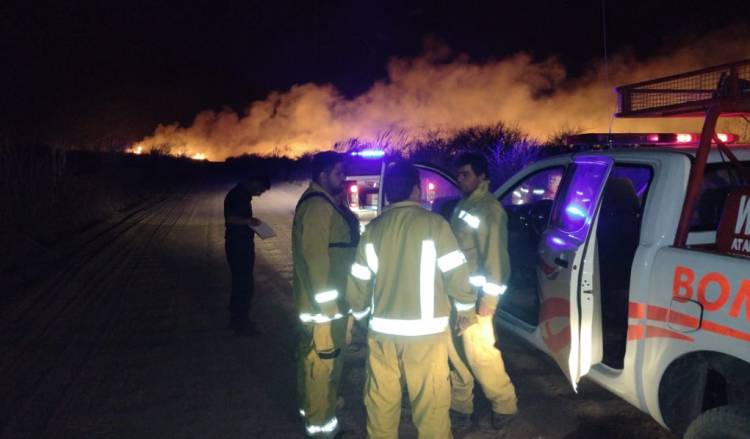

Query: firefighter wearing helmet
left=292, top=151, right=360, bottom=438
left=347, top=160, right=478, bottom=438
left=449, top=152, right=518, bottom=429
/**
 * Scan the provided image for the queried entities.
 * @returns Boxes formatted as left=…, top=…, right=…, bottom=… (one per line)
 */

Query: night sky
left=2, top=0, right=749, bottom=147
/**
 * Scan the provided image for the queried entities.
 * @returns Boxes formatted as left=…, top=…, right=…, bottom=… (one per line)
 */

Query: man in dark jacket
left=224, top=175, right=271, bottom=336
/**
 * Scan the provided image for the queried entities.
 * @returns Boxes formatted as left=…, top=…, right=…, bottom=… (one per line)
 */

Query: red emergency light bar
left=566, top=132, right=738, bottom=146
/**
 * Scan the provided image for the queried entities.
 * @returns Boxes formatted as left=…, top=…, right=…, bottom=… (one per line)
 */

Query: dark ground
left=0, top=182, right=674, bottom=438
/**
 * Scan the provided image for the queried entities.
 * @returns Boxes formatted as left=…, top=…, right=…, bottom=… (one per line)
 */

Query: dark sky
left=2, top=0, right=749, bottom=147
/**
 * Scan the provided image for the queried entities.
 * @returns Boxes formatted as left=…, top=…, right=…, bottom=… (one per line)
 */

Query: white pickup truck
left=494, top=141, right=750, bottom=438
left=353, top=60, right=750, bottom=437
left=497, top=60, right=750, bottom=438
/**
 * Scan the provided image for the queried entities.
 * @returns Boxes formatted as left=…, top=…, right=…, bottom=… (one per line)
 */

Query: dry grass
left=332, top=122, right=582, bottom=188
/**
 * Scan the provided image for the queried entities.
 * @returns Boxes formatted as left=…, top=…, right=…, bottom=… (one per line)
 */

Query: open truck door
left=537, top=155, right=613, bottom=391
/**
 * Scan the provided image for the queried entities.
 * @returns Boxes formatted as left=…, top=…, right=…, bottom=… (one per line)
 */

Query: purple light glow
left=565, top=205, right=587, bottom=218
left=351, top=150, right=385, bottom=158
left=549, top=156, right=613, bottom=241
left=545, top=232, right=578, bottom=251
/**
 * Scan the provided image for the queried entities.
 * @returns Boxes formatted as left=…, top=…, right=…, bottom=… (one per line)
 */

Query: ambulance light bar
left=350, top=150, right=385, bottom=158
left=566, top=132, right=738, bottom=146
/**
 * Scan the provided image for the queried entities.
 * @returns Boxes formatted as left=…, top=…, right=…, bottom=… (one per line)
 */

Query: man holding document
left=224, top=175, right=272, bottom=337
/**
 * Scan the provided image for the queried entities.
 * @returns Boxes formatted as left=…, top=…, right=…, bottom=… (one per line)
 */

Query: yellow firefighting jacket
left=293, top=182, right=359, bottom=323
left=450, top=180, right=510, bottom=311
left=347, top=200, right=477, bottom=343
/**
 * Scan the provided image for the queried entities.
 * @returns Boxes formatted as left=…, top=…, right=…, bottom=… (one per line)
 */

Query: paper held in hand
left=251, top=220, right=276, bottom=239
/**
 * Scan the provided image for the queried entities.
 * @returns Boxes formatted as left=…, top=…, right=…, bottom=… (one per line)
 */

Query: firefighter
left=448, top=152, right=518, bottom=429
left=293, top=151, right=360, bottom=438
left=347, top=161, right=477, bottom=438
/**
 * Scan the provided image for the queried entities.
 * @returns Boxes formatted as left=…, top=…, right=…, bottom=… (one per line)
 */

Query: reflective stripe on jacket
left=293, top=182, right=358, bottom=322
left=450, top=180, right=510, bottom=310
left=347, top=200, right=476, bottom=342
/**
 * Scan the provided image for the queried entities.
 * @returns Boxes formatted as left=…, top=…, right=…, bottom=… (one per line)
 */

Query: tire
left=684, top=405, right=750, bottom=439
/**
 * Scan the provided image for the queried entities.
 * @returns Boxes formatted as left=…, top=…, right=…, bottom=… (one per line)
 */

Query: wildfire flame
left=126, top=145, right=143, bottom=155
left=134, top=26, right=750, bottom=160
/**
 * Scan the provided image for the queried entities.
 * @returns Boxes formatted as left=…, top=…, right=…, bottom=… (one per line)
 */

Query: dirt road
left=0, top=183, right=674, bottom=439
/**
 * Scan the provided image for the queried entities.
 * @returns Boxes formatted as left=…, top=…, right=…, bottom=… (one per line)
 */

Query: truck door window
left=688, top=160, right=750, bottom=250
left=690, top=162, right=750, bottom=232
left=498, top=167, right=565, bottom=326
left=500, top=168, right=564, bottom=207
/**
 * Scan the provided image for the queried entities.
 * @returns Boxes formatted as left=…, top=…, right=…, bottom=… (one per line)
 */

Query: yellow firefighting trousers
left=297, top=317, right=349, bottom=437
left=449, top=315, right=518, bottom=415
left=364, top=337, right=453, bottom=439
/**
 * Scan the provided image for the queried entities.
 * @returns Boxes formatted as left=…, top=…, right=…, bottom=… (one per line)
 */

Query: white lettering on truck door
left=735, top=195, right=750, bottom=235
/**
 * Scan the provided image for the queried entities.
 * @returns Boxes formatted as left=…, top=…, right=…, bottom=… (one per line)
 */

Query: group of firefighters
left=292, top=151, right=518, bottom=438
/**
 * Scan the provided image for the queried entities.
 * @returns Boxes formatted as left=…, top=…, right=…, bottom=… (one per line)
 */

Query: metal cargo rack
left=616, top=59, right=750, bottom=117
left=614, top=59, right=750, bottom=249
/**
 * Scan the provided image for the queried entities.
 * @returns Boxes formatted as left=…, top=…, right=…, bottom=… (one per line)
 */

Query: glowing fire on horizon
left=133, top=26, right=750, bottom=160
left=125, top=144, right=208, bottom=161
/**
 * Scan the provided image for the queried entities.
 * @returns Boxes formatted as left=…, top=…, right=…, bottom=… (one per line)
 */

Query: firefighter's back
left=364, top=200, right=461, bottom=342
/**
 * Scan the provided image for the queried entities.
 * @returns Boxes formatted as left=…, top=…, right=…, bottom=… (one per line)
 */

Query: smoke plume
left=135, top=26, right=750, bottom=161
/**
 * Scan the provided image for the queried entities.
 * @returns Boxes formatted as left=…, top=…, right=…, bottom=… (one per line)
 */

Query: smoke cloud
left=135, top=26, right=750, bottom=161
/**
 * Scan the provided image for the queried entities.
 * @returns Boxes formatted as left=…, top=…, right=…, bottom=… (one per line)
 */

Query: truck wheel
left=684, top=405, right=750, bottom=439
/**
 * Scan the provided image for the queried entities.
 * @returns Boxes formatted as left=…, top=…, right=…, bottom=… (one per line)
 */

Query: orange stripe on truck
left=628, top=302, right=646, bottom=319
left=645, top=325, right=694, bottom=342
left=628, top=301, right=750, bottom=343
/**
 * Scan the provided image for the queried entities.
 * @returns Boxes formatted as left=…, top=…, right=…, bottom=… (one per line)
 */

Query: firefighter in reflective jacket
left=448, top=152, right=518, bottom=429
left=293, top=151, right=360, bottom=438
left=347, top=161, right=477, bottom=438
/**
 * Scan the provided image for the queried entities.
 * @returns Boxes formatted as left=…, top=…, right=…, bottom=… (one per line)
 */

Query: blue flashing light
left=351, top=150, right=385, bottom=158
left=551, top=237, right=565, bottom=245
left=565, top=205, right=587, bottom=218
